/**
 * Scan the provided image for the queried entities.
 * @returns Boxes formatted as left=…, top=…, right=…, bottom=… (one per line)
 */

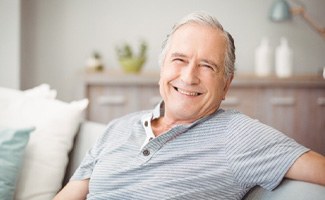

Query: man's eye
left=172, top=58, right=185, bottom=63
left=202, top=64, right=215, bottom=71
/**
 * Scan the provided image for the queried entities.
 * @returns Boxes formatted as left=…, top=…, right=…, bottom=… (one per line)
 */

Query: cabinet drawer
left=86, top=84, right=160, bottom=123
left=138, top=85, right=161, bottom=110
left=221, top=87, right=260, bottom=119
left=87, top=85, right=139, bottom=123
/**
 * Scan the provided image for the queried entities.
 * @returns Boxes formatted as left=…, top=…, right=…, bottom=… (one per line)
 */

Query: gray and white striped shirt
left=72, top=103, right=308, bottom=200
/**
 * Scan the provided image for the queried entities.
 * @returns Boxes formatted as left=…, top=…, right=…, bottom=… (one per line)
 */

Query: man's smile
left=173, top=86, right=203, bottom=96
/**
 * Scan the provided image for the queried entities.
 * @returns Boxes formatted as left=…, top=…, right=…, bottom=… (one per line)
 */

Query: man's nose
left=180, top=63, right=200, bottom=85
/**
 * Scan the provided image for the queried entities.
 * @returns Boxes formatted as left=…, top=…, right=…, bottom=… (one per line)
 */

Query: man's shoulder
left=196, top=109, right=248, bottom=133
left=217, top=109, right=267, bottom=133
left=210, top=108, right=249, bottom=123
left=209, top=108, right=271, bottom=138
left=219, top=109, right=258, bottom=123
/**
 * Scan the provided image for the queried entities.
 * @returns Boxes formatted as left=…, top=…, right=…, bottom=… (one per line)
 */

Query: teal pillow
left=0, top=127, right=34, bottom=200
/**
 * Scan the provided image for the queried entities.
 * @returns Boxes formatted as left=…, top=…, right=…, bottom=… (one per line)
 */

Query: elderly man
left=54, top=12, right=325, bottom=200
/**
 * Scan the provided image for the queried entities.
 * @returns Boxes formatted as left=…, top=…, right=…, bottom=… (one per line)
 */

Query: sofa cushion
left=0, top=86, right=88, bottom=200
left=0, top=127, right=34, bottom=200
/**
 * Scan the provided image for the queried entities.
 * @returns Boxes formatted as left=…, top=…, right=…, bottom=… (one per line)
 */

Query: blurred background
left=1, top=0, right=325, bottom=101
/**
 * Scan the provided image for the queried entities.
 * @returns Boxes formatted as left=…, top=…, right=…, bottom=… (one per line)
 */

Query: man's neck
left=151, top=115, right=195, bottom=137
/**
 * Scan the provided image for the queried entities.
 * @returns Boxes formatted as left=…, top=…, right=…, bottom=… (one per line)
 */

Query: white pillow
left=23, top=83, right=57, bottom=99
left=0, top=86, right=88, bottom=200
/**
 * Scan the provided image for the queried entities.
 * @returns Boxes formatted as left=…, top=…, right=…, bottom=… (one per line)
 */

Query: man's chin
left=168, top=105, right=202, bottom=120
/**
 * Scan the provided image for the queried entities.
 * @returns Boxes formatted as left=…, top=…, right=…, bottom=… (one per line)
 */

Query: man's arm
left=285, top=150, right=325, bottom=185
left=53, top=179, right=89, bottom=200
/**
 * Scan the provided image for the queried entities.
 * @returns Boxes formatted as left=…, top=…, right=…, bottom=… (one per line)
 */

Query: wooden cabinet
left=84, top=72, right=325, bottom=155
left=84, top=71, right=160, bottom=123
left=221, top=76, right=325, bottom=155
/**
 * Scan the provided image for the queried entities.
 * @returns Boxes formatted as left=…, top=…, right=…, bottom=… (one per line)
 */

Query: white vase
left=275, top=37, right=293, bottom=78
left=254, top=37, right=273, bottom=77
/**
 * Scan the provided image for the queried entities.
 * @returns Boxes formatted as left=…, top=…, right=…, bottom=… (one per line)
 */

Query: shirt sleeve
left=70, top=121, right=114, bottom=181
left=225, top=112, right=309, bottom=190
left=70, top=112, right=144, bottom=182
left=70, top=147, right=97, bottom=181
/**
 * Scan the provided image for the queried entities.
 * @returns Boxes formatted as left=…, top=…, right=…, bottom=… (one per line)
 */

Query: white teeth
left=177, top=88, right=199, bottom=96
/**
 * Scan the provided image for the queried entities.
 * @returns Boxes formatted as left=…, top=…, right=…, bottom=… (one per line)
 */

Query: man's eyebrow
left=171, top=52, right=187, bottom=58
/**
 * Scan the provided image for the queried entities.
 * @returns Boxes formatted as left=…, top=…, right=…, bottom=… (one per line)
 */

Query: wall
left=20, top=0, right=325, bottom=101
left=0, top=0, right=20, bottom=89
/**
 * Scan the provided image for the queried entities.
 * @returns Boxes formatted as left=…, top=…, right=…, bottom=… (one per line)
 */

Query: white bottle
left=254, top=37, right=273, bottom=77
left=275, top=37, right=293, bottom=78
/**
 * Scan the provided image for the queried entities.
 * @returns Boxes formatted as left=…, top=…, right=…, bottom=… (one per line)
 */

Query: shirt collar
left=140, top=101, right=221, bottom=150
left=140, top=101, right=164, bottom=150
left=152, top=100, right=164, bottom=119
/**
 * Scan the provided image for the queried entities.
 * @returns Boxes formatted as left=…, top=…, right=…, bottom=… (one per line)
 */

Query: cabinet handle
left=97, top=95, right=126, bottom=106
left=222, top=97, right=239, bottom=106
left=317, top=97, right=325, bottom=106
left=270, top=97, right=295, bottom=106
left=149, top=96, right=162, bottom=106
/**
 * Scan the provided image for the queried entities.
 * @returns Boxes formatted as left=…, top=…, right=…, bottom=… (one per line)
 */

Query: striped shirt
left=71, top=103, right=308, bottom=200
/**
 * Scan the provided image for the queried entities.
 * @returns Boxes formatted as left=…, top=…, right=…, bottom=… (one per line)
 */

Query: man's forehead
left=168, top=24, right=226, bottom=60
left=170, top=23, right=226, bottom=48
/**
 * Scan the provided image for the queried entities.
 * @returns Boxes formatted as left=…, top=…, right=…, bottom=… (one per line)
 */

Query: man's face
left=159, top=23, right=232, bottom=123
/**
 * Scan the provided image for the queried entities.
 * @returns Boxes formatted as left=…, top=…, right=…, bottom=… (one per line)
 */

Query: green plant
left=116, top=41, right=147, bottom=59
left=116, top=41, right=147, bottom=73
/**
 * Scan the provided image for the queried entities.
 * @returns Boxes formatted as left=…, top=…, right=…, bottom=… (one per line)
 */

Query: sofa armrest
left=243, top=179, right=325, bottom=200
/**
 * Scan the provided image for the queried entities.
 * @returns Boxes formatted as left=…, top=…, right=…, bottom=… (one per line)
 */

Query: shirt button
left=144, top=121, right=148, bottom=127
left=143, top=149, right=150, bottom=156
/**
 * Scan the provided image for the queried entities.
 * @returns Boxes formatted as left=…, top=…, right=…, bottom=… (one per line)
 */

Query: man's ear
left=222, top=74, right=234, bottom=99
left=224, top=74, right=233, bottom=91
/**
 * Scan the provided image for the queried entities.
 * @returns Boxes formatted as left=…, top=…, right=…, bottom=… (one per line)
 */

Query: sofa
left=65, top=121, right=325, bottom=200
left=0, top=85, right=90, bottom=200
left=1, top=85, right=324, bottom=200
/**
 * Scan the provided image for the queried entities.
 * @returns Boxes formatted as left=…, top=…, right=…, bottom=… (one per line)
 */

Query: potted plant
left=86, top=51, right=104, bottom=72
left=116, top=40, right=147, bottom=73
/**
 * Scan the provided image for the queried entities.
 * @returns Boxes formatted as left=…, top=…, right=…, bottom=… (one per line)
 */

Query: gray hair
left=159, top=11, right=236, bottom=79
